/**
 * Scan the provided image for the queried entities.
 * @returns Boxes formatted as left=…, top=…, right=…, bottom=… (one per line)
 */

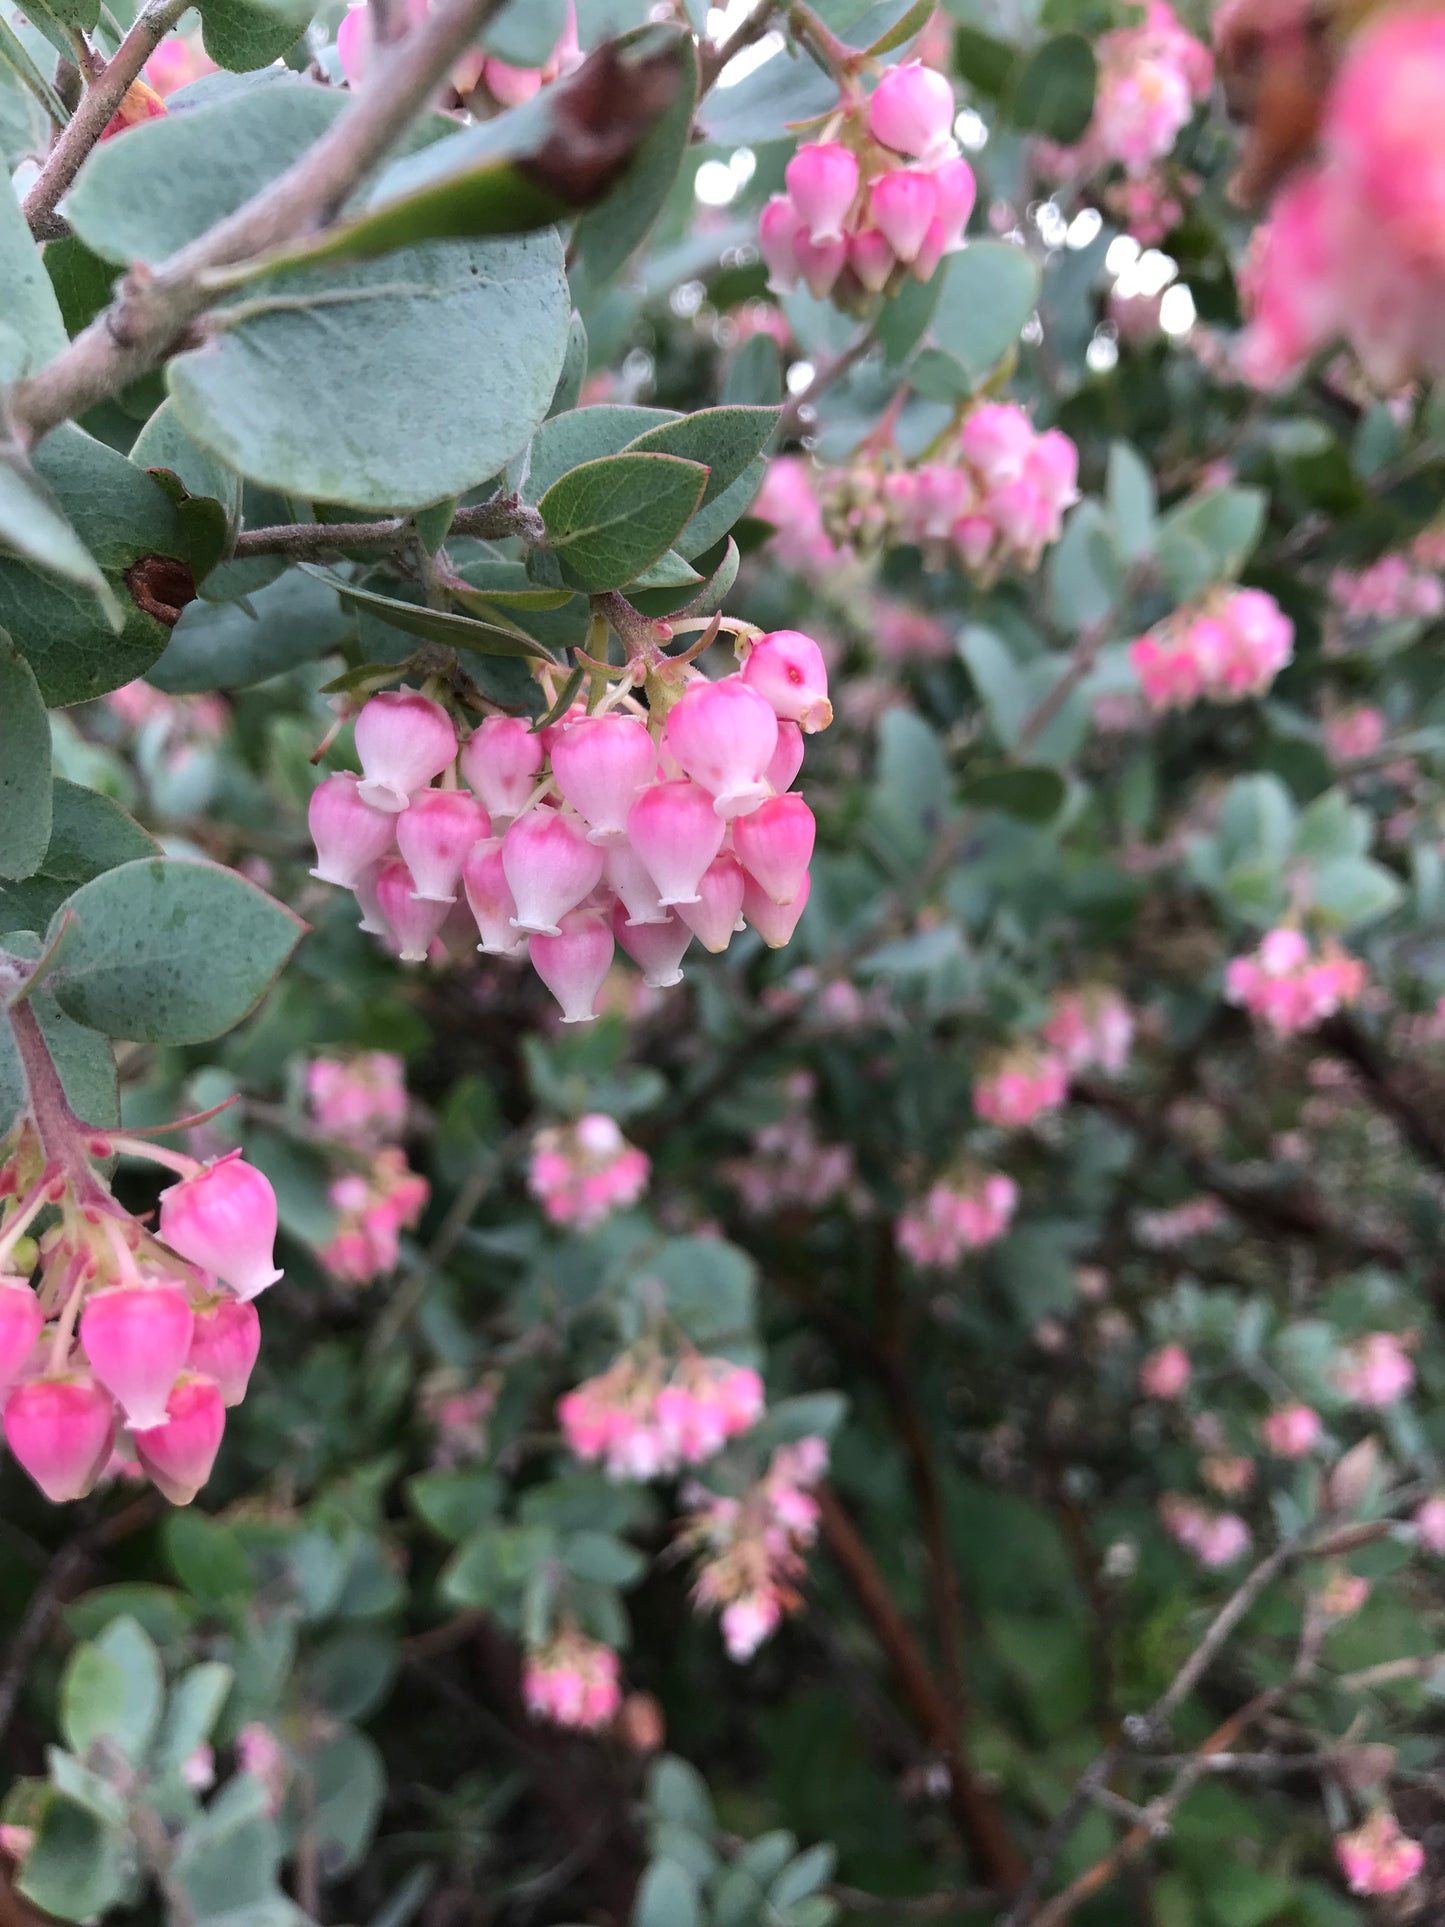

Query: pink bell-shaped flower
left=740, top=630, right=833, bottom=732
left=132, top=1374, right=225, bottom=1505
left=733, top=795, right=815, bottom=905
left=766, top=720, right=806, bottom=795
left=626, top=780, right=726, bottom=906
left=530, top=910, right=614, bottom=1023
left=395, top=788, right=489, bottom=903
left=785, top=141, right=859, bottom=244
left=550, top=715, right=657, bottom=843
left=611, top=904, right=692, bottom=988
left=353, top=862, right=390, bottom=936
left=4, top=1375, right=117, bottom=1503
left=0, top=1278, right=43, bottom=1387
left=870, top=170, right=937, bottom=265
left=742, top=869, right=811, bottom=948
left=849, top=227, right=896, bottom=293
left=794, top=231, right=847, bottom=300
left=459, top=715, right=545, bottom=821
left=462, top=837, right=525, bottom=955
left=158, top=1152, right=282, bottom=1302
left=80, top=1279, right=194, bottom=1430
left=604, top=839, right=670, bottom=926
left=759, top=196, right=802, bottom=292
left=932, top=154, right=976, bottom=249
left=186, top=1296, right=261, bottom=1408
left=503, top=810, right=604, bottom=935
left=678, top=854, right=746, bottom=953
left=353, top=691, right=457, bottom=812
left=376, top=858, right=451, bottom=962
left=664, top=677, right=779, bottom=818
left=308, top=773, right=395, bottom=888
left=868, top=60, right=957, bottom=162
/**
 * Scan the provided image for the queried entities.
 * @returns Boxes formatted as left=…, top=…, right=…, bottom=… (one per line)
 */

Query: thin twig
left=828, top=1885, right=1000, bottom=1918
left=229, top=496, right=544, bottom=562
left=778, top=325, right=876, bottom=439
left=697, top=0, right=778, bottom=92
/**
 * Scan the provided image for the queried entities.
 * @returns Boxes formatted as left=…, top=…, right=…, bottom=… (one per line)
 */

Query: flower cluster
left=523, top=1629, right=622, bottom=1731
left=528, top=1114, right=650, bottom=1230
left=336, top=0, right=579, bottom=106
left=308, top=630, right=833, bottom=1022
left=1159, top=1494, right=1252, bottom=1569
left=896, top=1171, right=1017, bottom=1268
left=1416, top=1493, right=1445, bottom=1554
left=0, top=1095, right=279, bottom=1508
left=558, top=1349, right=765, bottom=1481
left=761, top=62, right=974, bottom=309
left=1139, top=1342, right=1191, bottom=1399
left=725, top=1077, right=856, bottom=1217
left=1261, top=1403, right=1323, bottom=1457
left=1335, top=1810, right=1426, bottom=1896
left=1224, top=928, right=1367, bottom=1037
left=1040, top=2, right=1212, bottom=180
left=1130, top=589, right=1294, bottom=712
left=306, top=1052, right=409, bottom=1147
left=420, top=1369, right=496, bottom=1467
left=1330, top=554, right=1444, bottom=624
left=753, top=457, right=852, bottom=577
left=322, top=1149, right=429, bottom=1286
left=680, top=1437, right=829, bottom=1661
left=1041, top=986, right=1135, bottom=1076
left=1237, top=12, right=1445, bottom=389
left=1335, top=1331, right=1414, bottom=1408
left=973, top=1045, right=1070, bottom=1131
left=821, top=404, right=1080, bottom=581
left=1323, top=705, right=1387, bottom=764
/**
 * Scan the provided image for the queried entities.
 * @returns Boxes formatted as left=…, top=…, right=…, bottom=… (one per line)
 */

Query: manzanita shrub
left=4, top=0, right=1445, bottom=1921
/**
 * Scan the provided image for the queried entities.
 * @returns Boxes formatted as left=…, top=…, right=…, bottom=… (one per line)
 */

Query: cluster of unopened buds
left=558, top=1347, right=764, bottom=1481
left=725, top=1073, right=856, bottom=1216
left=1130, top=589, right=1294, bottom=712
left=1225, top=928, right=1367, bottom=1037
left=306, top=1051, right=409, bottom=1146
left=761, top=62, right=975, bottom=308
left=753, top=457, right=853, bottom=576
left=523, top=1628, right=622, bottom=1732
left=1335, top=1330, right=1415, bottom=1408
left=680, top=1437, right=829, bottom=1661
left=528, top=1114, right=649, bottom=1230
left=0, top=1091, right=279, bottom=1506
left=1330, top=553, right=1444, bottom=624
left=1041, top=985, right=1135, bottom=1076
left=1158, top=1493, right=1251, bottom=1569
left=973, top=1045, right=1070, bottom=1131
left=1261, top=1403, right=1324, bottom=1457
left=337, top=0, right=579, bottom=106
left=305, top=1053, right=428, bottom=1285
left=308, top=629, right=832, bottom=1022
left=896, top=1171, right=1017, bottom=1268
left=820, top=404, right=1079, bottom=581
left=1335, top=1810, right=1426, bottom=1896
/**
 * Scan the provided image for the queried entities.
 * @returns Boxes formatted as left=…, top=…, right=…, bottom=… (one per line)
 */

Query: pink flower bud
left=0, top=1280, right=43, bottom=1387
left=503, top=810, right=604, bottom=935
left=740, top=630, right=833, bottom=732
left=376, top=857, right=450, bottom=962
left=868, top=60, right=956, bottom=161
left=550, top=715, right=657, bottom=843
left=794, top=232, right=848, bottom=300
left=80, top=1280, right=194, bottom=1430
left=742, top=868, right=810, bottom=947
left=626, top=780, right=726, bottom=906
left=308, top=773, right=395, bottom=888
left=678, top=854, right=746, bottom=953
left=158, top=1152, right=282, bottom=1302
left=462, top=837, right=525, bottom=955
left=394, top=788, right=488, bottom=904
left=459, top=715, right=545, bottom=821
left=335, top=2, right=369, bottom=84
left=605, top=839, right=670, bottom=926
left=785, top=142, right=859, bottom=244
left=766, top=720, right=806, bottom=795
left=759, top=196, right=803, bottom=293
left=353, top=691, right=457, bottom=812
left=732, top=795, right=815, bottom=906
left=664, top=677, right=779, bottom=818
left=910, top=217, right=949, bottom=283
left=870, top=169, right=937, bottom=265
left=611, top=903, right=692, bottom=987
left=849, top=227, right=896, bottom=293
left=932, top=154, right=976, bottom=248
left=5, top=1376, right=117, bottom=1502
left=530, top=909, right=614, bottom=1023
left=186, top=1297, right=261, bottom=1408
left=1138, top=1343, right=1191, bottom=1400
left=132, top=1374, right=225, bottom=1506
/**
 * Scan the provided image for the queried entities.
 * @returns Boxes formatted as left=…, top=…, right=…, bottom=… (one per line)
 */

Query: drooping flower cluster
left=680, top=1437, right=829, bottom=1661
left=1415, top=1493, right=1445, bottom=1555
left=760, top=62, right=975, bottom=309
left=1323, top=705, right=1387, bottom=764
left=558, top=1348, right=765, bottom=1482
left=528, top=1114, right=650, bottom=1230
left=1330, top=554, right=1444, bottom=624
left=322, top=1149, right=429, bottom=1286
left=308, top=629, right=833, bottom=1022
left=306, top=1052, right=409, bottom=1147
left=336, top=0, right=579, bottom=106
left=0, top=1095, right=278, bottom=1508
left=1261, top=1403, right=1324, bottom=1457
left=973, top=1045, right=1070, bottom=1130
left=420, top=1368, right=497, bottom=1467
left=523, top=1629, right=622, bottom=1731
left=1130, top=589, right=1295, bottom=711
left=1335, top=1331, right=1415, bottom=1408
left=1158, top=1494, right=1252, bottom=1569
left=1039, top=2, right=1212, bottom=180
left=821, top=404, right=1080, bottom=581
left=1138, top=1342, right=1191, bottom=1399
left=896, top=1171, right=1017, bottom=1268
left=1041, top=986, right=1135, bottom=1076
left=1335, top=1810, right=1426, bottom=1896
left=752, top=457, right=852, bottom=576
left=1224, top=928, right=1367, bottom=1037
left=1236, top=11, right=1445, bottom=389
left=725, top=1073, right=856, bottom=1217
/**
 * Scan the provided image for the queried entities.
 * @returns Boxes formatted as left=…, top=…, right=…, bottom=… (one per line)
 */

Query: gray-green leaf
left=0, top=639, right=52, bottom=881
left=539, top=451, right=708, bottom=592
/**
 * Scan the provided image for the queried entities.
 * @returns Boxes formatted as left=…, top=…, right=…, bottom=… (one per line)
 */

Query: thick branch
left=1318, top=1012, right=1445, bottom=1177
left=22, top=0, right=190, bottom=237
left=7, top=0, right=509, bottom=448
left=230, top=496, right=544, bottom=561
